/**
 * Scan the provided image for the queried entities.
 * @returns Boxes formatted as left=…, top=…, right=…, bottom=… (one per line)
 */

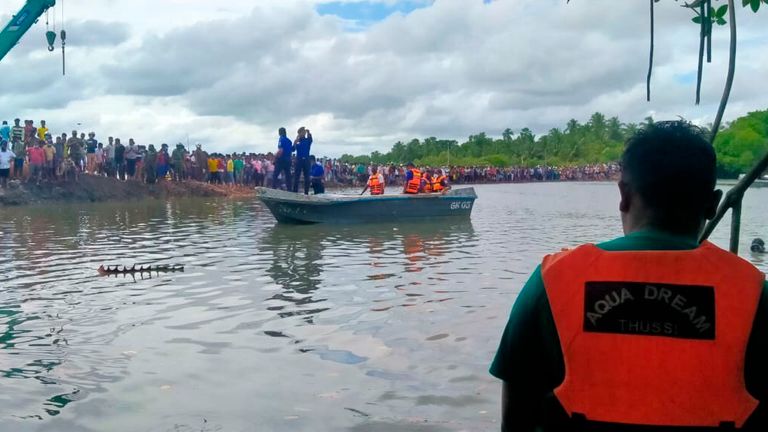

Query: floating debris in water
left=98, top=264, right=185, bottom=276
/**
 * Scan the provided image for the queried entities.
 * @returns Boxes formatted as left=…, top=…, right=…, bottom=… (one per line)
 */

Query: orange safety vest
left=422, top=176, right=433, bottom=193
left=432, top=175, right=446, bottom=192
left=541, top=241, right=764, bottom=428
left=405, top=168, right=422, bottom=194
left=368, top=174, right=384, bottom=195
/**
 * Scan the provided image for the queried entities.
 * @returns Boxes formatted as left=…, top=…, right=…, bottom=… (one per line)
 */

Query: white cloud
left=1, top=0, right=767, bottom=157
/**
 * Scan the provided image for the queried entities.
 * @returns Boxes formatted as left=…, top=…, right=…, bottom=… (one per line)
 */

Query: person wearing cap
left=490, top=121, right=768, bottom=431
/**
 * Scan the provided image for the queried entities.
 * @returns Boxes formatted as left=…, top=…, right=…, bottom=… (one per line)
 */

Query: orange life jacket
left=368, top=174, right=384, bottom=195
left=432, top=175, right=446, bottom=192
left=405, top=168, right=421, bottom=194
left=422, top=176, right=433, bottom=193
left=541, top=241, right=764, bottom=428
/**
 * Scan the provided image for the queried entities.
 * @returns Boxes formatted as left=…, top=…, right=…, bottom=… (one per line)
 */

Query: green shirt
left=490, top=230, right=768, bottom=430
left=234, top=159, right=244, bottom=173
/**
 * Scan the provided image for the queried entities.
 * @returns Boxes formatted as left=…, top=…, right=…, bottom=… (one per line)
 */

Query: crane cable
left=45, top=9, right=56, bottom=51
left=60, top=0, right=66, bottom=76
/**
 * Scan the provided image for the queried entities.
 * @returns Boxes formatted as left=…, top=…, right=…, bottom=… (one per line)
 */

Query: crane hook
left=46, top=30, right=57, bottom=52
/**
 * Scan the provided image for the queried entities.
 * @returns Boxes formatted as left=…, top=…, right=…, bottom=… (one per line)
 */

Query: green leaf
left=692, top=15, right=703, bottom=24
left=716, top=17, right=727, bottom=25
left=750, top=0, right=761, bottom=12
left=716, top=4, right=729, bottom=17
left=742, top=0, right=751, bottom=7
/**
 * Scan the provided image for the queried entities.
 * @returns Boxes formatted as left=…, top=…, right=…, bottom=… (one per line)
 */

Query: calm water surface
left=1, top=183, right=767, bottom=432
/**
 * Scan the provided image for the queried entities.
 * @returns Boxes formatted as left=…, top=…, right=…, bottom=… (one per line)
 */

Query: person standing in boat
left=272, top=127, right=293, bottom=191
left=309, top=155, right=325, bottom=195
left=292, top=127, right=313, bottom=195
left=490, top=121, right=768, bottom=431
left=361, top=165, right=385, bottom=196
left=403, top=162, right=422, bottom=194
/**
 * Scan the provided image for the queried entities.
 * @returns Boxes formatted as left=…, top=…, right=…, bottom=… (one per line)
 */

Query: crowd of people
left=0, top=118, right=620, bottom=191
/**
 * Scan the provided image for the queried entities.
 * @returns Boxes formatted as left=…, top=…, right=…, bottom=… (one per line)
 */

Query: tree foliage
left=341, top=110, right=768, bottom=179
left=713, top=109, right=768, bottom=177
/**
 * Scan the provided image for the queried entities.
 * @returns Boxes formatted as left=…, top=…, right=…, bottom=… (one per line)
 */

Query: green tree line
left=339, top=110, right=768, bottom=178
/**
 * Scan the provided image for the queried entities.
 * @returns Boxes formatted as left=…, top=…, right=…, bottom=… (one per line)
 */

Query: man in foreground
left=490, top=121, right=768, bottom=431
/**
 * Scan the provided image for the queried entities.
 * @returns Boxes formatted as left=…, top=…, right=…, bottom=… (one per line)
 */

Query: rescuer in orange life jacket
left=490, top=121, right=768, bottom=431
left=403, top=162, right=422, bottom=194
left=361, top=165, right=385, bottom=196
left=431, top=169, right=451, bottom=193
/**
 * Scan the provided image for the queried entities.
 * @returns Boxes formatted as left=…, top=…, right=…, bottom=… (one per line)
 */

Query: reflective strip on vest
left=541, top=241, right=763, bottom=428
left=406, top=169, right=421, bottom=194
left=368, top=175, right=384, bottom=195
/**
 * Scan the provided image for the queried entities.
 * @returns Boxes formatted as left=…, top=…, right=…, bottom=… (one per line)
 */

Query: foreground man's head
left=619, top=121, right=722, bottom=238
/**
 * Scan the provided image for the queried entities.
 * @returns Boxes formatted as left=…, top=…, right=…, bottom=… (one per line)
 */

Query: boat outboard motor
left=751, top=238, right=765, bottom=253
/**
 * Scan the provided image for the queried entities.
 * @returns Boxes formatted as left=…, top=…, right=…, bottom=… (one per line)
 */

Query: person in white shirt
left=0, top=140, right=16, bottom=188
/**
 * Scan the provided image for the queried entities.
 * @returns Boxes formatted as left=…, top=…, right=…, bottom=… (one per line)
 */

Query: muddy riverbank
left=0, top=176, right=256, bottom=206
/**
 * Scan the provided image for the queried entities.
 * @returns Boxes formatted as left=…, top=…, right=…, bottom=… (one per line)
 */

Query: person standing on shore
left=85, top=133, right=98, bottom=174
left=95, top=143, right=105, bottom=175
left=37, top=120, right=48, bottom=141
left=0, top=141, right=15, bottom=188
left=24, top=120, right=36, bottom=146
left=11, top=119, right=24, bottom=146
left=54, top=136, right=65, bottom=179
left=292, top=127, right=313, bottom=195
left=27, top=139, right=45, bottom=185
left=1, top=121, right=11, bottom=143
left=66, top=131, right=80, bottom=170
left=104, top=139, right=115, bottom=178
left=171, top=144, right=186, bottom=182
left=43, top=138, right=56, bottom=180
left=11, top=134, right=25, bottom=180
left=207, top=154, right=218, bottom=183
left=114, top=138, right=126, bottom=180
left=144, top=145, right=158, bottom=184
left=234, top=154, right=244, bottom=185
left=273, top=127, right=293, bottom=191
left=125, top=139, right=139, bottom=179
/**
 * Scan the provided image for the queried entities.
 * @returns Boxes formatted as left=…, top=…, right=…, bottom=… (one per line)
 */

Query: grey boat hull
left=256, top=187, right=477, bottom=224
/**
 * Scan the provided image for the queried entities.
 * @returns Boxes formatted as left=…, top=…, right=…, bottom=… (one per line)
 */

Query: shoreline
left=0, top=176, right=256, bottom=207
left=0, top=177, right=746, bottom=207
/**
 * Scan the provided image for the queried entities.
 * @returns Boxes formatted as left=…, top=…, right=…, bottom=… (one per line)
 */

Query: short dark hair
left=621, top=121, right=717, bottom=232
left=279, top=127, right=286, bottom=136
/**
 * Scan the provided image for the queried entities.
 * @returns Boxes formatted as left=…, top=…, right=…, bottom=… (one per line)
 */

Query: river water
left=1, top=183, right=766, bottom=432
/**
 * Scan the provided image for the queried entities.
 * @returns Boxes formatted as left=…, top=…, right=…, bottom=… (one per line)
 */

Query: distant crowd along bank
left=0, top=119, right=620, bottom=190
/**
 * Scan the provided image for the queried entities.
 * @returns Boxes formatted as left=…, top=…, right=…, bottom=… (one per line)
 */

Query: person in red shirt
left=27, top=139, right=46, bottom=185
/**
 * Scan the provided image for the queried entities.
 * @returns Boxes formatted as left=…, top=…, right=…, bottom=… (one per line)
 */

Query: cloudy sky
left=1, top=0, right=766, bottom=156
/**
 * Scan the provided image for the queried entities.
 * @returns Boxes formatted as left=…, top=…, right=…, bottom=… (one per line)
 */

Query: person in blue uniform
left=272, top=127, right=293, bottom=191
left=292, top=127, right=313, bottom=195
left=309, top=155, right=325, bottom=195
